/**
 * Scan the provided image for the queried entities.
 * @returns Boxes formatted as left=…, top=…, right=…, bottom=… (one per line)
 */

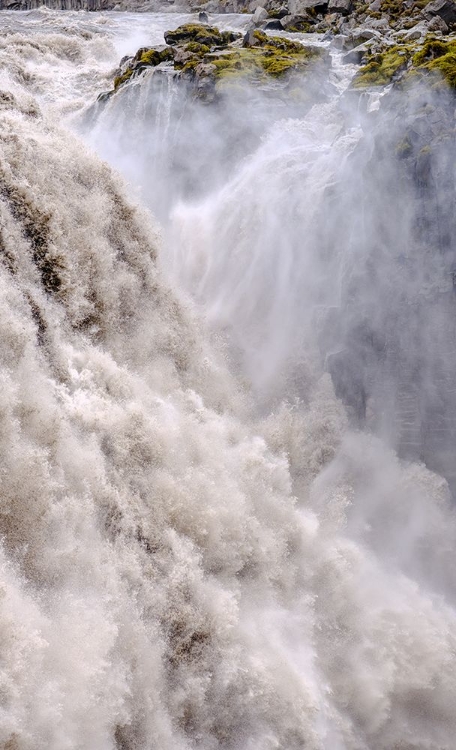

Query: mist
left=1, top=8, right=456, bottom=749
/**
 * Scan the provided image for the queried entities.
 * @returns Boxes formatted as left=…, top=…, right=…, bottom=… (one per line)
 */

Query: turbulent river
left=1, top=8, right=456, bottom=749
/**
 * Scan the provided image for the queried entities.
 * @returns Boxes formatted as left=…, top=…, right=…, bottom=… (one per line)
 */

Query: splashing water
left=1, top=10, right=456, bottom=750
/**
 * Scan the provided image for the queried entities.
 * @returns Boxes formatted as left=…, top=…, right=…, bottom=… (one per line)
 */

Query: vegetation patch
left=164, top=24, right=240, bottom=47
left=352, top=34, right=456, bottom=89
left=207, top=43, right=321, bottom=84
left=114, top=67, right=134, bottom=91
left=353, top=44, right=411, bottom=86
left=109, top=23, right=324, bottom=97
left=412, top=37, right=456, bottom=86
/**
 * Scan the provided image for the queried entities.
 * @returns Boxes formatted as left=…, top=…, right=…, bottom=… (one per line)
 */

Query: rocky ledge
left=100, top=22, right=328, bottom=102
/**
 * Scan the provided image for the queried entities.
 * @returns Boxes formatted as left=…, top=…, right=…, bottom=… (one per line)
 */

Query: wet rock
left=264, top=18, right=284, bottom=27
left=280, top=12, right=316, bottom=29
left=351, top=28, right=380, bottom=43
left=288, top=0, right=328, bottom=13
left=328, top=0, right=351, bottom=14
left=243, top=28, right=266, bottom=45
left=164, top=24, right=239, bottom=47
left=331, top=33, right=349, bottom=48
left=267, top=3, right=289, bottom=16
left=343, top=43, right=369, bottom=63
left=427, top=14, right=449, bottom=31
left=194, top=62, right=217, bottom=100
left=198, top=10, right=209, bottom=21
left=424, top=0, right=456, bottom=25
left=253, top=5, right=268, bottom=21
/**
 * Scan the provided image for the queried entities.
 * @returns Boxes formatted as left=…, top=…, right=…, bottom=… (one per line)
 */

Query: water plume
left=1, top=10, right=456, bottom=750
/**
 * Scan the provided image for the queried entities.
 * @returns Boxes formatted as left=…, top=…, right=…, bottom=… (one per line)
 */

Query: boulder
left=243, top=28, right=266, bottom=45
left=267, top=4, right=289, bottom=16
left=427, top=13, right=449, bottom=30
left=351, top=28, right=380, bottom=43
left=198, top=10, right=209, bottom=21
left=328, top=0, right=351, bottom=13
left=164, top=24, right=240, bottom=47
left=331, top=33, right=349, bottom=48
left=342, top=43, right=369, bottom=63
left=264, top=18, right=284, bottom=27
left=253, top=5, right=268, bottom=21
left=424, top=0, right=456, bottom=24
left=280, top=12, right=316, bottom=28
left=288, top=0, right=327, bottom=13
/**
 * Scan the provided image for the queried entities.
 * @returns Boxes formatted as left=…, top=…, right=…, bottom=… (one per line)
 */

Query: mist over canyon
left=1, top=6, right=456, bottom=750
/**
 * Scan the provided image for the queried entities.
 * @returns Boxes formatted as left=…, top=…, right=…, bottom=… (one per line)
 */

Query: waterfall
left=1, top=10, right=456, bottom=750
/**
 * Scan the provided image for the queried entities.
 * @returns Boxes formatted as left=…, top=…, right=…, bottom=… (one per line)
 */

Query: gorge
left=1, top=6, right=456, bottom=749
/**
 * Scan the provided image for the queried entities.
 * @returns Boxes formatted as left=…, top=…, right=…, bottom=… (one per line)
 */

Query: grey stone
left=280, top=12, right=315, bottom=28
left=427, top=13, right=449, bottom=30
left=424, top=0, right=456, bottom=24
left=328, top=0, right=351, bottom=14
left=264, top=18, right=284, bottom=27
left=330, top=33, right=349, bottom=48
left=253, top=4, right=268, bottom=20
left=288, top=0, right=327, bottom=12
left=351, top=27, right=379, bottom=42
left=342, top=43, right=368, bottom=63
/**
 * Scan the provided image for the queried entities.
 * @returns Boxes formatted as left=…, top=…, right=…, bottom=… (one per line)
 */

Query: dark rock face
left=288, top=0, right=328, bottom=12
left=323, top=87, right=456, bottom=488
left=102, top=22, right=328, bottom=104
left=164, top=24, right=239, bottom=46
left=424, top=0, right=456, bottom=25
left=327, top=0, right=351, bottom=14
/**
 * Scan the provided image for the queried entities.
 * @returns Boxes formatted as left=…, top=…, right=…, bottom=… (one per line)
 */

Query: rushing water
left=1, top=8, right=456, bottom=749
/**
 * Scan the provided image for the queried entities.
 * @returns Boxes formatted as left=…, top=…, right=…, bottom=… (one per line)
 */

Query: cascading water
left=2, top=9, right=456, bottom=750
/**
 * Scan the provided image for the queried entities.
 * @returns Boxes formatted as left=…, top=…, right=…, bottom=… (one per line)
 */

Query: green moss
left=395, top=136, right=413, bottom=158
left=412, top=38, right=456, bottom=87
left=412, top=38, right=452, bottom=65
left=164, top=24, right=239, bottom=47
left=114, top=68, right=134, bottom=90
left=246, top=30, right=308, bottom=54
left=353, top=36, right=456, bottom=90
left=184, top=42, right=210, bottom=55
left=353, top=45, right=411, bottom=87
left=286, top=22, right=315, bottom=32
left=139, top=47, right=173, bottom=65
left=210, top=44, right=321, bottom=84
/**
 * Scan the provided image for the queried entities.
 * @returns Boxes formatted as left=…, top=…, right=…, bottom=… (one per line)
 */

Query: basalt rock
left=104, top=22, right=327, bottom=103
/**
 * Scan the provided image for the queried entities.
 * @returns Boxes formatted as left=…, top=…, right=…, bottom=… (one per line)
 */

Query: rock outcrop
left=100, top=22, right=328, bottom=103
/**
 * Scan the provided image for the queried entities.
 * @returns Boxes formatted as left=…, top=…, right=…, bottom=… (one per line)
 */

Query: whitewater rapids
left=1, top=9, right=456, bottom=750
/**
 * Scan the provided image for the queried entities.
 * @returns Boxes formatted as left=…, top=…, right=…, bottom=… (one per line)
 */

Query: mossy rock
left=109, top=23, right=324, bottom=99
left=243, top=29, right=307, bottom=54
left=114, top=67, right=134, bottom=91
left=209, top=44, right=322, bottom=83
left=113, top=47, right=173, bottom=91
left=164, top=24, right=240, bottom=47
left=353, top=35, right=456, bottom=89
left=135, top=47, right=174, bottom=66
left=353, top=45, right=412, bottom=87
left=412, top=37, right=456, bottom=87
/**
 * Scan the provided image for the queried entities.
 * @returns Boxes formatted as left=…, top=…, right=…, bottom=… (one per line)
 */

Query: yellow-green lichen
left=114, top=68, right=134, bottom=90
left=412, top=38, right=456, bottom=87
left=164, top=24, right=239, bottom=47
left=209, top=44, right=321, bottom=85
left=138, top=48, right=173, bottom=66
left=353, top=44, right=411, bottom=87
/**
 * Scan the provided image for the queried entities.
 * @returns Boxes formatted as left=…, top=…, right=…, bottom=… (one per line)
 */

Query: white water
left=1, top=9, right=456, bottom=750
